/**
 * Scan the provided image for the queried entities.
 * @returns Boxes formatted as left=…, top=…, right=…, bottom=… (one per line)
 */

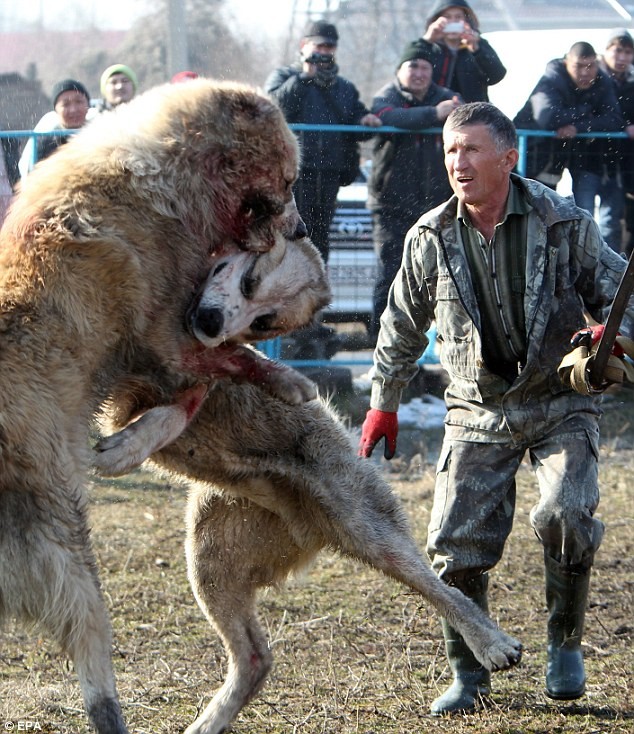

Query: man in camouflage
left=359, top=102, right=634, bottom=714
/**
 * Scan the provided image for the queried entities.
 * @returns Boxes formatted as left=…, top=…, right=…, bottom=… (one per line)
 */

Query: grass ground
left=0, top=387, right=632, bottom=733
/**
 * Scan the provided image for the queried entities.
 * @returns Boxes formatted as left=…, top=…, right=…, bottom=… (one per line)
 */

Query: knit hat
left=100, top=64, right=138, bottom=96
left=171, top=71, right=199, bottom=84
left=302, top=19, right=339, bottom=45
left=397, top=39, right=437, bottom=68
left=606, top=28, right=634, bottom=49
left=51, top=79, right=90, bottom=107
left=425, top=0, right=479, bottom=31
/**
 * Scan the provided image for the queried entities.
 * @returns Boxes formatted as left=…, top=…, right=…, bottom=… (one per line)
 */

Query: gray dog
left=97, top=380, right=523, bottom=734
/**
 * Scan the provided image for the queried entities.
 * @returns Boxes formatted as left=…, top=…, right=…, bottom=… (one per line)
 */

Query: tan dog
left=0, top=80, right=328, bottom=734
left=97, top=382, right=522, bottom=734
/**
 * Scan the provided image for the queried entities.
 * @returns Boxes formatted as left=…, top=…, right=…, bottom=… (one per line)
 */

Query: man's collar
left=457, top=180, right=531, bottom=228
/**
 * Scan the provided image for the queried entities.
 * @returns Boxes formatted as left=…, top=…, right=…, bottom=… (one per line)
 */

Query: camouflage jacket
left=371, top=174, right=634, bottom=442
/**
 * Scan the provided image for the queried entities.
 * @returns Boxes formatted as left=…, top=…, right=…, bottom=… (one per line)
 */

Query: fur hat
left=51, top=79, right=90, bottom=107
left=606, top=28, right=634, bottom=49
left=302, top=19, right=338, bottom=45
left=425, top=0, right=479, bottom=31
left=397, top=39, right=437, bottom=69
left=100, top=64, right=138, bottom=96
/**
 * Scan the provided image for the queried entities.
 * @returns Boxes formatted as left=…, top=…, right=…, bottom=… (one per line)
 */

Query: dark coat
left=368, top=79, right=455, bottom=217
left=424, top=0, right=505, bottom=103
left=264, top=65, right=372, bottom=172
left=599, top=57, right=634, bottom=191
left=36, top=132, right=72, bottom=164
left=426, top=0, right=480, bottom=31
left=514, top=58, right=624, bottom=177
left=428, top=38, right=506, bottom=103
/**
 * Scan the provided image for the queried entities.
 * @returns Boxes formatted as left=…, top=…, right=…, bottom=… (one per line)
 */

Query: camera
left=305, top=52, right=335, bottom=67
left=444, top=21, right=465, bottom=34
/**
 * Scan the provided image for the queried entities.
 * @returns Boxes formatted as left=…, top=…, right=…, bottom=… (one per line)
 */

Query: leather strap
left=558, top=334, right=634, bottom=395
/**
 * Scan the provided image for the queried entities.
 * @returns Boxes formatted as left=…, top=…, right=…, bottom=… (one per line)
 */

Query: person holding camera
left=265, top=19, right=381, bottom=263
left=368, top=39, right=462, bottom=337
left=422, top=0, right=506, bottom=103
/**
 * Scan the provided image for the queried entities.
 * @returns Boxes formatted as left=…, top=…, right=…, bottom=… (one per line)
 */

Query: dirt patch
left=0, top=388, right=632, bottom=733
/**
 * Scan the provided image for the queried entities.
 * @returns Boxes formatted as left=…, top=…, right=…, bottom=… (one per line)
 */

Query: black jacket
left=368, top=79, right=455, bottom=217
left=429, top=38, right=506, bottom=103
left=514, top=58, right=624, bottom=177
left=264, top=65, right=372, bottom=172
left=424, top=0, right=505, bottom=103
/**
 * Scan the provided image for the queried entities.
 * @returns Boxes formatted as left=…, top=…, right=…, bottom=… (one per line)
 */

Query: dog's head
left=7, top=80, right=306, bottom=258
left=74, top=79, right=306, bottom=252
left=186, top=235, right=331, bottom=347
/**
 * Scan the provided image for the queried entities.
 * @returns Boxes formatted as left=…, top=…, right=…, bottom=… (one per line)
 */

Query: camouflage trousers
left=426, top=422, right=605, bottom=582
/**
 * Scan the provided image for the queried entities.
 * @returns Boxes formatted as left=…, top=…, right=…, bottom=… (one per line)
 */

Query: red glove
left=570, top=324, right=624, bottom=357
left=358, top=408, right=398, bottom=460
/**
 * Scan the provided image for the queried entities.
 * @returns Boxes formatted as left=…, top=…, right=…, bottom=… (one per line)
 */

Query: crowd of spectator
left=2, top=11, right=634, bottom=280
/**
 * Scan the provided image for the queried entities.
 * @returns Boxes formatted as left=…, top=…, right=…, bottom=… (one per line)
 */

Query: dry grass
left=0, top=389, right=632, bottom=733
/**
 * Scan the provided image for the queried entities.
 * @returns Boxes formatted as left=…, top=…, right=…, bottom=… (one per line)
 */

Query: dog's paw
left=94, top=404, right=191, bottom=476
left=263, top=368, right=317, bottom=404
left=479, top=630, right=522, bottom=672
left=93, top=428, right=146, bottom=477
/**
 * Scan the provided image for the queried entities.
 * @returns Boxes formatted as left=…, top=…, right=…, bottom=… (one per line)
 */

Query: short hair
left=443, top=102, right=518, bottom=151
left=567, top=41, right=596, bottom=59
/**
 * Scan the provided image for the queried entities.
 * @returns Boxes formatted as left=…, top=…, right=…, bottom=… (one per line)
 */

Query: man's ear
left=505, top=147, right=520, bottom=172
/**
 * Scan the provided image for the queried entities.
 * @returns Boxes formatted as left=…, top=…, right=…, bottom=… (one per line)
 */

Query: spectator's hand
left=358, top=409, right=398, bottom=460
left=626, top=124, right=634, bottom=139
left=556, top=124, right=577, bottom=139
left=436, top=96, right=462, bottom=121
left=571, top=324, right=625, bottom=356
left=360, top=113, right=382, bottom=128
left=459, top=23, right=480, bottom=52
left=424, top=17, right=447, bottom=43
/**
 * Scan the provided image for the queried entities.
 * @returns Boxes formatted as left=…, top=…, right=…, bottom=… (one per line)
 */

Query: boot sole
left=545, top=686, right=586, bottom=700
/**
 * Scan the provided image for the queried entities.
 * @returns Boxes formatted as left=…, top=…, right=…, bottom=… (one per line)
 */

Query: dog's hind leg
left=0, top=489, right=128, bottom=734
left=147, top=384, right=521, bottom=675
left=286, top=456, right=522, bottom=674
left=183, top=487, right=319, bottom=734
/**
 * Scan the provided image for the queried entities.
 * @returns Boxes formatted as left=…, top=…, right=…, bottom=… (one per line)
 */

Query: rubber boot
left=430, top=574, right=491, bottom=715
left=544, top=555, right=591, bottom=700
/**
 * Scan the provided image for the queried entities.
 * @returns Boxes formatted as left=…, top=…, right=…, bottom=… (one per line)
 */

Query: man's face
left=442, top=6, right=467, bottom=36
left=397, top=58, right=433, bottom=99
left=104, top=73, right=135, bottom=106
left=300, top=39, right=337, bottom=64
left=604, top=42, right=634, bottom=75
left=443, top=123, right=518, bottom=207
left=54, top=90, right=89, bottom=129
left=565, top=53, right=598, bottom=89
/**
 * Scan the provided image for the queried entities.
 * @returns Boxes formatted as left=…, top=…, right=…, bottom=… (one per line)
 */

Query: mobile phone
left=444, top=21, right=464, bottom=33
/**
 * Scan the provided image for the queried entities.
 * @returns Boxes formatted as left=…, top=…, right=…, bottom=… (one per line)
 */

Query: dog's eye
left=241, top=194, right=281, bottom=225
left=212, top=261, right=228, bottom=277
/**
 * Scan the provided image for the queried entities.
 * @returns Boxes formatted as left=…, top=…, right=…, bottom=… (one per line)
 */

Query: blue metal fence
left=1, top=124, right=628, bottom=369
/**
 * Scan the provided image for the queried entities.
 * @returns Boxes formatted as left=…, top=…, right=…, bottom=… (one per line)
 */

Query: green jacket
left=371, top=174, right=634, bottom=442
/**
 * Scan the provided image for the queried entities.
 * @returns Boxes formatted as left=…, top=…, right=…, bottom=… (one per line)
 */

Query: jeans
left=293, top=168, right=341, bottom=263
left=370, top=210, right=413, bottom=337
left=570, top=169, right=624, bottom=253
